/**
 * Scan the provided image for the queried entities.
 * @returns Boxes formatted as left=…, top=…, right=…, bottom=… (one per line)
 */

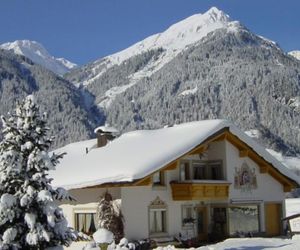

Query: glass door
left=211, top=207, right=227, bottom=241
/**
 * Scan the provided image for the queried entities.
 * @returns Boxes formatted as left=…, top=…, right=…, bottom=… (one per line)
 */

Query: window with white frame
left=74, top=212, right=97, bottom=235
left=182, top=205, right=195, bottom=227
left=149, top=208, right=167, bottom=234
left=180, top=160, right=223, bottom=181
left=149, top=197, right=167, bottom=235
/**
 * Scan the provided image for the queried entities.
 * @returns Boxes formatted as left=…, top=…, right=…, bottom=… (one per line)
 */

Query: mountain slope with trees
left=0, top=49, right=102, bottom=148
left=1, top=7, right=299, bottom=157
left=66, top=10, right=300, bottom=155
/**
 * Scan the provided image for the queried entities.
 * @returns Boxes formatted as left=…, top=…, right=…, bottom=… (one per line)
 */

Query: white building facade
left=54, top=121, right=298, bottom=242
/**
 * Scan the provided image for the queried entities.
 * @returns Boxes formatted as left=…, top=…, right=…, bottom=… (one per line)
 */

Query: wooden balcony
left=170, top=181, right=230, bottom=201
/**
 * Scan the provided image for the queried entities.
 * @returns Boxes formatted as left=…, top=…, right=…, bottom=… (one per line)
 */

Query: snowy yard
left=189, top=237, right=300, bottom=250
left=65, top=236, right=300, bottom=250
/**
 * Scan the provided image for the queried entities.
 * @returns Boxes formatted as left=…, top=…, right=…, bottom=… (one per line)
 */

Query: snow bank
left=155, top=237, right=300, bottom=250
left=66, top=237, right=300, bottom=250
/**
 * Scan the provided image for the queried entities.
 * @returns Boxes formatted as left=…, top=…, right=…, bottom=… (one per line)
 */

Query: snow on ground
left=179, top=87, right=198, bottom=96
left=98, top=50, right=180, bottom=108
left=245, top=130, right=300, bottom=176
left=65, top=236, right=300, bottom=250
left=195, top=237, right=300, bottom=250
left=98, top=83, right=137, bottom=108
left=156, top=237, right=300, bottom=250
left=288, top=97, right=300, bottom=109
left=267, top=149, right=300, bottom=174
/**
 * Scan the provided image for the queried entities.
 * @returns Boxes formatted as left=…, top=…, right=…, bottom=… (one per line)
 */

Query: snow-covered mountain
left=289, top=50, right=300, bottom=61
left=0, top=49, right=101, bottom=149
left=66, top=7, right=300, bottom=156
left=0, top=40, right=77, bottom=75
left=0, top=7, right=299, bottom=157
left=69, top=7, right=240, bottom=89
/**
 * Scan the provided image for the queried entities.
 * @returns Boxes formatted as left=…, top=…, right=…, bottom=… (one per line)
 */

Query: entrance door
left=196, top=206, right=208, bottom=241
left=265, top=203, right=282, bottom=236
left=211, top=207, right=227, bottom=241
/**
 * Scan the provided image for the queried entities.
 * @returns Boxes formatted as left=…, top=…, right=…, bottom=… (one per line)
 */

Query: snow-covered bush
left=0, top=95, right=78, bottom=249
left=84, top=236, right=144, bottom=250
left=97, top=192, right=124, bottom=243
left=93, top=228, right=114, bottom=244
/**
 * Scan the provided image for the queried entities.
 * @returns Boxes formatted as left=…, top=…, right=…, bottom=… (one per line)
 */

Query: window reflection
left=228, top=205, right=259, bottom=236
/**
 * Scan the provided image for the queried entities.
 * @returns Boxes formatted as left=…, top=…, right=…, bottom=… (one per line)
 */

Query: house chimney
left=94, top=125, right=119, bottom=148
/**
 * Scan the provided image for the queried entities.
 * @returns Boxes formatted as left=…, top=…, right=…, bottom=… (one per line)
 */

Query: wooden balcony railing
left=170, top=181, right=230, bottom=201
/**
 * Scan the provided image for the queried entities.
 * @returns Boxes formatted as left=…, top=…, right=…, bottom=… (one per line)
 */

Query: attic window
left=153, top=171, right=165, bottom=186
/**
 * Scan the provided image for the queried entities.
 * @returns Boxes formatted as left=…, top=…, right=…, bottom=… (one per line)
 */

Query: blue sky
left=1, top=0, right=299, bottom=65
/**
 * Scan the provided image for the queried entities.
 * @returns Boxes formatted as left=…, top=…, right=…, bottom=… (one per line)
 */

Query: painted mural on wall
left=234, top=162, right=257, bottom=192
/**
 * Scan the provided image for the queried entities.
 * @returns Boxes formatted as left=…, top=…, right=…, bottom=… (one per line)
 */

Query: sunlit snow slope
left=0, top=40, right=77, bottom=75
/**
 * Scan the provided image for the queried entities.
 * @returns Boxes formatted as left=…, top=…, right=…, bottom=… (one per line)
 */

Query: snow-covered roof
left=49, top=119, right=300, bottom=189
left=94, top=126, right=119, bottom=134
left=285, top=198, right=300, bottom=217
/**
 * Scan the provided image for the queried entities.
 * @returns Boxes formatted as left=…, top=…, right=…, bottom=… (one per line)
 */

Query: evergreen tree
left=0, top=95, right=78, bottom=249
left=97, top=192, right=124, bottom=244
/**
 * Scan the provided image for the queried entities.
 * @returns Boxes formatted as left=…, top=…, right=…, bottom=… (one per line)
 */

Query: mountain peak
left=1, top=40, right=51, bottom=59
left=80, top=7, right=241, bottom=87
left=0, top=39, right=77, bottom=75
left=204, top=6, right=230, bottom=23
left=164, top=7, right=231, bottom=39
left=105, top=7, right=238, bottom=64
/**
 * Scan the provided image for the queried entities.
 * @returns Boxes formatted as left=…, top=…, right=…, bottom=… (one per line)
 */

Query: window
left=149, top=209, right=167, bottom=234
left=228, top=205, right=259, bottom=236
left=180, top=161, right=190, bottom=180
left=193, top=162, right=206, bottom=180
left=180, top=160, right=223, bottom=181
left=75, top=213, right=97, bottom=235
left=153, top=171, right=165, bottom=186
left=182, top=205, right=195, bottom=227
left=210, top=162, right=222, bottom=180
left=149, top=196, right=167, bottom=236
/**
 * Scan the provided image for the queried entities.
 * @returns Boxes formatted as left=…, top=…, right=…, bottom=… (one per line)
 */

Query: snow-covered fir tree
left=0, top=95, right=78, bottom=249
left=97, top=192, right=124, bottom=243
